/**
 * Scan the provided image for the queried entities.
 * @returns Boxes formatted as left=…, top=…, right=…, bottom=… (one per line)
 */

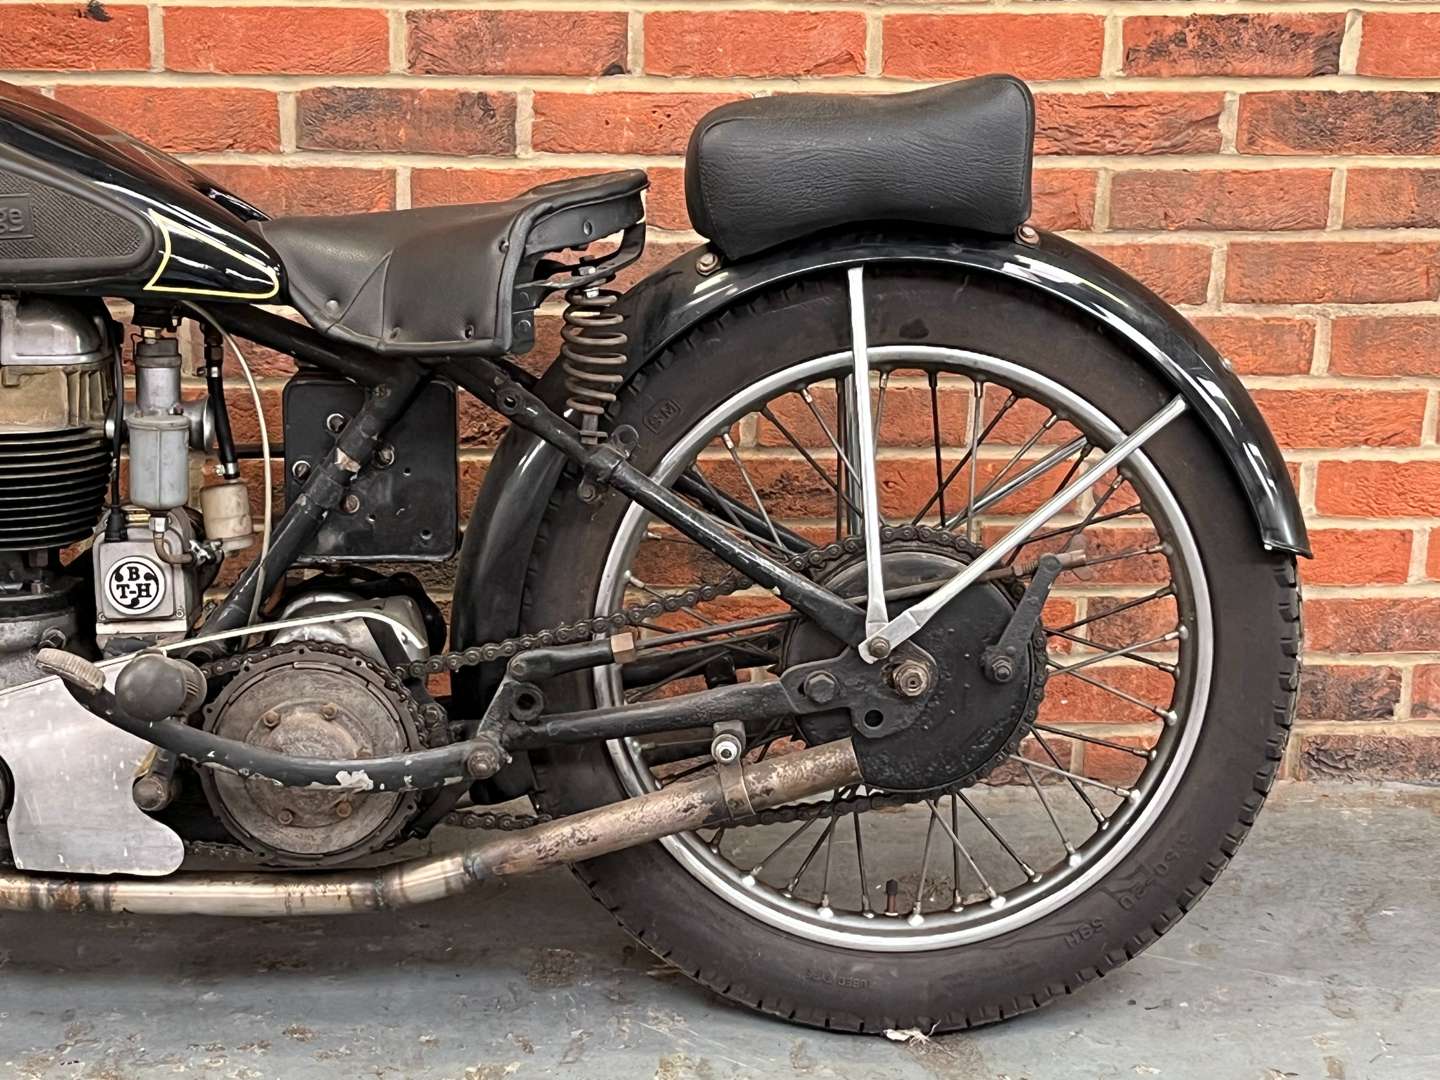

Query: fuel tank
left=0, top=81, right=282, bottom=301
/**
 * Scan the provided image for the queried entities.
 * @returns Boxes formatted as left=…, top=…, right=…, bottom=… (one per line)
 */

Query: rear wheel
left=522, top=269, right=1300, bottom=1031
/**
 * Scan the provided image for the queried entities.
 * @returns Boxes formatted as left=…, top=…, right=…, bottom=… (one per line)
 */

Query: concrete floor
left=0, top=784, right=1434, bottom=1080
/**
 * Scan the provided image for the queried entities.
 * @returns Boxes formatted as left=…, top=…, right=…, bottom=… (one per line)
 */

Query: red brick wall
left=7, top=2, right=1440, bottom=780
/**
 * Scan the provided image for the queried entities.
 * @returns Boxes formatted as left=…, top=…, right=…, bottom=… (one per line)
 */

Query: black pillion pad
left=685, top=76, right=1035, bottom=260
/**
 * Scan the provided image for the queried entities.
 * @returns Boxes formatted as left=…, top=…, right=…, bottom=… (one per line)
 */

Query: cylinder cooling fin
left=0, top=427, right=112, bottom=549
left=0, top=295, right=117, bottom=552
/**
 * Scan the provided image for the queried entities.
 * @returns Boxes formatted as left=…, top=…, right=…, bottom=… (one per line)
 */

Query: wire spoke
left=677, top=494, right=793, bottom=558
left=1016, top=503, right=1145, bottom=548
left=1036, top=472, right=1129, bottom=560
left=784, top=790, right=850, bottom=900
left=721, top=432, right=784, bottom=551
left=1046, top=625, right=1177, bottom=673
left=852, top=810, right=873, bottom=917
left=626, top=571, right=715, bottom=626
left=949, top=792, right=963, bottom=908
left=872, top=370, right=890, bottom=456
left=927, top=371, right=948, bottom=524
left=908, top=810, right=939, bottom=922
left=1012, top=754, right=1135, bottom=800
left=1020, top=760, right=1078, bottom=858
left=1046, top=631, right=1181, bottom=678
left=1052, top=585, right=1173, bottom=634
left=945, top=435, right=1089, bottom=533
left=625, top=654, right=712, bottom=704
left=925, top=797, right=998, bottom=907
left=1032, top=730, right=1106, bottom=826
left=963, top=412, right=1059, bottom=510
left=963, top=379, right=984, bottom=543
left=957, top=791, right=1039, bottom=881
left=1045, top=441, right=1094, bottom=500
left=1034, top=723, right=1156, bottom=760
left=759, top=404, right=864, bottom=520
left=745, top=815, right=819, bottom=881
left=1046, top=665, right=1178, bottom=724
left=911, top=388, right=1018, bottom=524
left=800, top=386, right=859, bottom=489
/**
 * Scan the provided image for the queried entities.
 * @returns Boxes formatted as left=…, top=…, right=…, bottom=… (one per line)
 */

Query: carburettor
left=93, top=328, right=209, bottom=647
left=93, top=324, right=250, bottom=650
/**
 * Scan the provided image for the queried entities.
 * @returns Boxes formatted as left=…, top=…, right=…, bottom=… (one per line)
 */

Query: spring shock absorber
left=562, top=266, right=629, bottom=444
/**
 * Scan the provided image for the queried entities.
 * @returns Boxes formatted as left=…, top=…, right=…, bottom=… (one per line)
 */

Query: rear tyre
left=522, top=269, right=1300, bottom=1031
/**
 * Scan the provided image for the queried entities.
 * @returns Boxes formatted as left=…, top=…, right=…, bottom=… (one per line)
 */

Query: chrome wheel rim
left=594, top=346, right=1212, bottom=952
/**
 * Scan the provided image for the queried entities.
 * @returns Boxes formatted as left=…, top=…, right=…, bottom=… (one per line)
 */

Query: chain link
left=442, top=808, right=553, bottom=830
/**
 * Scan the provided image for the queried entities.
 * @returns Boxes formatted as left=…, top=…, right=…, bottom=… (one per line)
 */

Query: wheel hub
left=787, top=536, right=1045, bottom=792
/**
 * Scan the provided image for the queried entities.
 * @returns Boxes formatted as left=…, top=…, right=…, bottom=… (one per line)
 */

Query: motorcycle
left=0, top=73, right=1305, bottom=1031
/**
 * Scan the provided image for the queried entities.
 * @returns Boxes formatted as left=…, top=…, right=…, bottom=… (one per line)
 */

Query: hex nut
left=802, top=671, right=839, bottom=705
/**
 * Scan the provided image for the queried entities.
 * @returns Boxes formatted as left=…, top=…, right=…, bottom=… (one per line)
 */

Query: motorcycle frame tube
left=0, top=737, right=860, bottom=915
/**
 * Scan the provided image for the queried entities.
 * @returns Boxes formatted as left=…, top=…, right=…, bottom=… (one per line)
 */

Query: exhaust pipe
left=0, top=738, right=860, bottom=917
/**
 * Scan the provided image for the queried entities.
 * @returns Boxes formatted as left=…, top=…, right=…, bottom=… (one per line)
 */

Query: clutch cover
left=199, top=644, right=424, bottom=866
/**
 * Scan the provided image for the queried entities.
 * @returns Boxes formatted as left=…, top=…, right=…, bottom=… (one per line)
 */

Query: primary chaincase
left=199, top=644, right=425, bottom=866
left=787, top=531, right=1046, bottom=793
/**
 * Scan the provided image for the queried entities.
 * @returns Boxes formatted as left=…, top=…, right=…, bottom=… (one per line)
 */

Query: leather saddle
left=258, top=171, right=648, bottom=358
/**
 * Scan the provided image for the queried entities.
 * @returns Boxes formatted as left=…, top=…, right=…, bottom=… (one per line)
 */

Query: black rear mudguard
left=450, top=228, right=1308, bottom=711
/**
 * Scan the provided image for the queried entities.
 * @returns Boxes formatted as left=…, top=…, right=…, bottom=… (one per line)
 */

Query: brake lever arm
left=981, top=554, right=1063, bottom=684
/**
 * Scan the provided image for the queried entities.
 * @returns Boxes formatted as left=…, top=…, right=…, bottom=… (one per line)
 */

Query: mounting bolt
left=696, top=251, right=722, bottom=275
left=276, top=808, right=295, bottom=826
left=802, top=671, right=839, bottom=705
left=890, top=660, right=932, bottom=699
left=261, top=709, right=281, bottom=728
left=342, top=493, right=361, bottom=514
left=291, top=460, right=311, bottom=482
left=326, top=412, right=348, bottom=434
left=375, top=445, right=396, bottom=468
left=984, top=651, right=1015, bottom=684
left=334, top=800, right=353, bottom=820
left=465, top=740, right=505, bottom=780
left=867, top=636, right=892, bottom=659
left=1017, top=223, right=1040, bottom=246
left=710, top=730, right=744, bottom=766
left=320, top=703, right=339, bottom=720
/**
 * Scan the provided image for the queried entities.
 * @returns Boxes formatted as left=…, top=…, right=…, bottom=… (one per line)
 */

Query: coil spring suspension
left=562, top=269, right=628, bottom=444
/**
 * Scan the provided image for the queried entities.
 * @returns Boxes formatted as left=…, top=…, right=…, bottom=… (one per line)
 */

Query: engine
left=0, top=296, right=115, bottom=688
left=0, top=294, right=442, bottom=865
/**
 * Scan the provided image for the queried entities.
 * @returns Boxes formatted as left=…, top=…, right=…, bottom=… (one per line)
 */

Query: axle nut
left=890, top=660, right=932, bottom=699
left=802, top=671, right=839, bottom=705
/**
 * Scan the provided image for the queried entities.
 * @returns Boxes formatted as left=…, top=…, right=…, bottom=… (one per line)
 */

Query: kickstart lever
left=982, top=553, right=1064, bottom=684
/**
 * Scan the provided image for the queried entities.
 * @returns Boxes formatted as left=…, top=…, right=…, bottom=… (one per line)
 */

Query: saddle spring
left=562, top=266, right=629, bottom=444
